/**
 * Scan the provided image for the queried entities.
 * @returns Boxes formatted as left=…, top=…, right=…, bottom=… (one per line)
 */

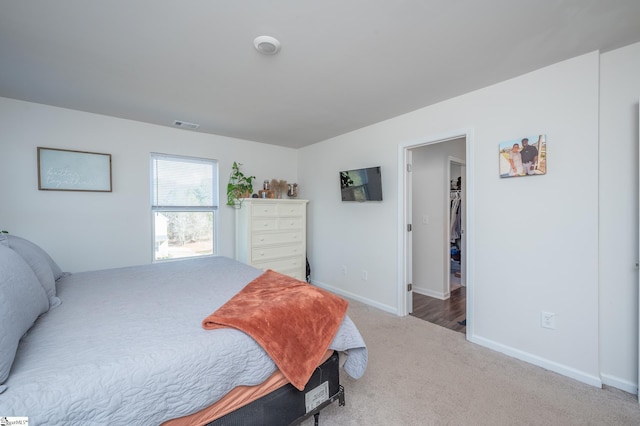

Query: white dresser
left=235, top=198, right=309, bottom=280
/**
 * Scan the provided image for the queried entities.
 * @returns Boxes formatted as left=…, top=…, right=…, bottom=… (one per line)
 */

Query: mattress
left=164, top=350, right=336, bottom=426
left=0, top=256, right=367, bottom=425
left=209, top=350, right=343, bottom=426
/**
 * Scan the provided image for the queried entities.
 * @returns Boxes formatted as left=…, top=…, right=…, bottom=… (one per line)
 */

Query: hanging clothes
left=450, top=191, right=461, bottom=242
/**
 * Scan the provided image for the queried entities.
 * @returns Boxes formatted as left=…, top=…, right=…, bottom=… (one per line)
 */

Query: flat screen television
left=339, top=166, right=383, bottom=202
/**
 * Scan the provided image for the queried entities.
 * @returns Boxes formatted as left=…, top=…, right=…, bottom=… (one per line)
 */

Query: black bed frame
left=207, top=351, right=345, bottom=426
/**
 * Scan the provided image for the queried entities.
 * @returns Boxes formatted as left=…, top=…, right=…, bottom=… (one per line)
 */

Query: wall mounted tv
left=339, top=166, right=383, bottom=202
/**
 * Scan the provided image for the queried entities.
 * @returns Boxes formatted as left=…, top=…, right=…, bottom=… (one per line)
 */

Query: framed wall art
left=38, top=147, right=112, bottom=192
left=499, top=134, right=546, bottom=178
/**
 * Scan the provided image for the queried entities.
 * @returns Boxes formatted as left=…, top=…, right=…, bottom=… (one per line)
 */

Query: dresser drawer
left=252, top=218, right=278, bottom=230
left=251, top=202, right=305, bottom=218
left=277, top=203, right=305, bottom=217
left=278, top=268, right=305, bottom=281
left=252, top=244, right=303, bottom=262
left=252, top=203, right=279, bottom=217
left=253, top=256, right=303, bottom=272
left=252, top=218, right=303, bottom=231
left=253, top=231, right=303, bottom=246
left=278, top=218, right=304, bottom=229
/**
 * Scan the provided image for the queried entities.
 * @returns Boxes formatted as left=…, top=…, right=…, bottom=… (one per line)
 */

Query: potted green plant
left=226, top=161, right=255, bottom=206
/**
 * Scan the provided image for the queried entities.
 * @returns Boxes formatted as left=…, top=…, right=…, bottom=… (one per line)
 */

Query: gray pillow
left=6, top=235, right=63, bottom=309
left=7, top=235, right=65, bottom=280
left=0, top=245, right=50, bottom=385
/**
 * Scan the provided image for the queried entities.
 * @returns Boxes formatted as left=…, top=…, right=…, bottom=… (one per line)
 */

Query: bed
left=0, top=235, right=367, bottom=425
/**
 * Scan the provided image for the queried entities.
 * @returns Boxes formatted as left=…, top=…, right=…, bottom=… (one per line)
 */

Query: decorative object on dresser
left=269, top=179, right=288, bottom=199
left=235, top=198, right=309, bottom=280
left=287, top=183, right=298, bottom=198
left=226, top=161, right=255, bottom=206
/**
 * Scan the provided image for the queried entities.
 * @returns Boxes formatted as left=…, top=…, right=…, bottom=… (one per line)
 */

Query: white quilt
left=0, top=256, right=367, bottom=425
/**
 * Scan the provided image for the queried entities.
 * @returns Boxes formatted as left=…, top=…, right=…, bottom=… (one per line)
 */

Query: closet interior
left=450, top=176, right=462, bottom=290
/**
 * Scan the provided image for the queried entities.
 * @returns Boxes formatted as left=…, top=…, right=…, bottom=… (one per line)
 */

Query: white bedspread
left=0, top=256, right=367, bottom=425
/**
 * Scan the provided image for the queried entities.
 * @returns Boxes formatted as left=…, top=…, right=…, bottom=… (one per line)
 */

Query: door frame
left=397, top=128, right=475, bottom=339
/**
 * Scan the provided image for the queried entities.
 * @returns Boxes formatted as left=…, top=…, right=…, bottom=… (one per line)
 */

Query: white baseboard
left=600, top=373, right=638, bottom=395
left=469, top=334, right=603, bottom=388
left=413, top=286, right=448, bottom=300
left=314, top=282, right=630, bottom=394
left=311, top=279, right=398, bottom=315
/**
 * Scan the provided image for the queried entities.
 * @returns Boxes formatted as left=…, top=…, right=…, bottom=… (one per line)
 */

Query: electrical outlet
left=361, top=270, right=368, bottom=280
left=341, top=265, right=347, bottom=276
left=541, top=311, right=556, bottom=329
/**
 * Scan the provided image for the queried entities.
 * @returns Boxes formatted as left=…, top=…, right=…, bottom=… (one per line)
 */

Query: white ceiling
left=2, top=1, right=640, bottom=149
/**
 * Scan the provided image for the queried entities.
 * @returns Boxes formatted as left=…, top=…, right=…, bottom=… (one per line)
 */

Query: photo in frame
left=38, top=147, right=112, bottom=192
left=499, top=134, right=546, bottom=178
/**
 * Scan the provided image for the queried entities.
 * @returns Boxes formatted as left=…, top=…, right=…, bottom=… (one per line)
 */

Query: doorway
left=397, top=129, right=474, bottom=338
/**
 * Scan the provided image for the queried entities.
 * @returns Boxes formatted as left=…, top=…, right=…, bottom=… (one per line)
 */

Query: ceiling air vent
left=173, top=120, right=200, bottom=130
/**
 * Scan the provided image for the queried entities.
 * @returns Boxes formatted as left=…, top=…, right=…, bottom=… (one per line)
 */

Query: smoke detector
left=173, top=120, right=200, bottom=130
left=254, top=36, right=281, bottom=55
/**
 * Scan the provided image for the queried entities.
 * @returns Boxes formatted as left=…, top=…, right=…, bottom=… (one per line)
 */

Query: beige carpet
left=302, top=299, right=640, bottom=426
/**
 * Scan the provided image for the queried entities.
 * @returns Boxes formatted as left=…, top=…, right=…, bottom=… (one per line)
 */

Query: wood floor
left=411, top=287, right=466, bottom=333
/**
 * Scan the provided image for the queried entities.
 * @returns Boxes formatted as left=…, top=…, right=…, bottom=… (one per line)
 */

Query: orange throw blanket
left=202, top=270, right=348, bottom=391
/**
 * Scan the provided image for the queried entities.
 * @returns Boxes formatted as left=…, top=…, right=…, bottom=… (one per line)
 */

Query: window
left=151, top=153, right=218, bottom=261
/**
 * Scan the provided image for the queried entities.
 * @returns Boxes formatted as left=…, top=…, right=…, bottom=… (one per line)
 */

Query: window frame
left=150, top=152, right=219, bottom=262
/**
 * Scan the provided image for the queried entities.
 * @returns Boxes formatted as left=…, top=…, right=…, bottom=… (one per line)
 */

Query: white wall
left=599, top=41, right=640, bottom=393
left=411, top=138, right=466, bottom=298
left=300, top=51, right=602, bottom=386
left=298, top=126, right=400, bottom=312
left=0, top=98, right=298, bottom=272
